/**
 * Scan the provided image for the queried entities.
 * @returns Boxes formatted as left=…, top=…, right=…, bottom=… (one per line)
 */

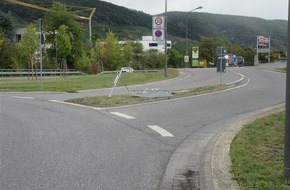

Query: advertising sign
left=257, top=36, right=270, bottom=49
left=192, top=47, right=199, bottom=59
left=256, top=35, right=270, bottom=63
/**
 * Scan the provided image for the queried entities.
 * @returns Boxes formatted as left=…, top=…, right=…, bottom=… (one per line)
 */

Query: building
left=139, top=36, right=171, bottom=52
left=13, top=28, right=25, bottom=43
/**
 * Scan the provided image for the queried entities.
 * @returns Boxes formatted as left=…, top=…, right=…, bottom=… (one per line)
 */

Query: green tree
left=168, top=48, right=182, bottom=68
left=199, top=37, right=232, bottom=65
left=0, top=40, right=17, bottom=69
left=44, top=2, right=85, bottom=68
left=0, top=11, right=14, bottom=41
left=57, top=25, right=72, bottom=59
left=121, top=41, right=133, bottom=67
left=19, top=23, right=39, bottom=79
left=103, top=31, right=122, bottom=70
left=141, top=49, right=164, bottom=69
left=56, top=24, right=72, bottom=75
left=0, top=27, right=4, bottom=40
left=131, top=42, right=143, bottom=70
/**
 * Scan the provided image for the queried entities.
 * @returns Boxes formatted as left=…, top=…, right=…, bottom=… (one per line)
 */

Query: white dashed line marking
left=110, top=112, right=135, bottom=119
left=147, top=125, right=174, bottom=137
left=12, top=96, right=34, bottom=100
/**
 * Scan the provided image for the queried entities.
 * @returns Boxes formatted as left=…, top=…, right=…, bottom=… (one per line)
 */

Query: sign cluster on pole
left=216, top=46, right=227, bottom=84
left=152, top=16, right=165, bottom=41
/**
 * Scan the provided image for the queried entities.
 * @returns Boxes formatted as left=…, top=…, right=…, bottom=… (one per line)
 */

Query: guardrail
left=100, top=69, right=160, bottom=74
left=0, top=69, right=84, bottom=77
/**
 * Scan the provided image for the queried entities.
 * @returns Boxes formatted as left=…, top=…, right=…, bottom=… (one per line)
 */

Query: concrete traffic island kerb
left=210, top=103, right=285, bottom=190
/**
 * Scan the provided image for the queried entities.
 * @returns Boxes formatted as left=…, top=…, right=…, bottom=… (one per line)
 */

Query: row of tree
left=0, top=1, right=285, bottom=75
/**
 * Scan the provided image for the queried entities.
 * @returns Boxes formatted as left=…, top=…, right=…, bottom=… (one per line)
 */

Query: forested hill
left=0, top=0, right=287, bottom=51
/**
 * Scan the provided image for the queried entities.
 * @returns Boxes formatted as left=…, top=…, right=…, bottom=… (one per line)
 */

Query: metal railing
left=0, top=69, right=84, bottom=77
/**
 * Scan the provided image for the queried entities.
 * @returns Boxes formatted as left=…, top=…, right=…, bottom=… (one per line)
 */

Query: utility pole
left=164, top=0, right=168, bottom=77
left=284, top=1, right=290, bottom=180
left=39, top=18, right=43, bottom=90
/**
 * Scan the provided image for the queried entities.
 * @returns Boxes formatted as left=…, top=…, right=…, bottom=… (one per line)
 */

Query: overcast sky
left=101, top=0, right=288, bottom=20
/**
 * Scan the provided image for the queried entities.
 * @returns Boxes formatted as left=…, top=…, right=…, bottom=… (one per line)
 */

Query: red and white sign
left=152, top=16, right=165, bottom=29
left=258, top=36, right=269, bottom=43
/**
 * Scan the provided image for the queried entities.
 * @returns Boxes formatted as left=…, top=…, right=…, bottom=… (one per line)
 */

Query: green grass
left=230, top=112, right=290, bottom=190
left=0, top=69, right=178, bottom=92
left=67, top=84, right=230, bottom=107
left=275, top=67, right=287, bottom=73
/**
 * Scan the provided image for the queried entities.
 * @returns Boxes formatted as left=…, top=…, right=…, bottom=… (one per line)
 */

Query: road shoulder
left=208, top=103, right=285, bottom=190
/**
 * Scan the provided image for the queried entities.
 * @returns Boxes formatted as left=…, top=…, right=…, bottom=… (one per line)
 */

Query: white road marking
left=226, top=72, right=245, bottom=85
left=49, top=100, right=102, bottom=110
left=147, top=125, right=174, bottom=137
left=110, top=112, right=135, bottom=119
left=12, top=96, right=34, bottom=100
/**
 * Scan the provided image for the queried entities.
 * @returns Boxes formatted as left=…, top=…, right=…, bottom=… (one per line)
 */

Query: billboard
left=256, top=35, right=271, bottom=63
left=192, top=47, right=199, bottom=67
left=257, top=36, right=270, bottom=49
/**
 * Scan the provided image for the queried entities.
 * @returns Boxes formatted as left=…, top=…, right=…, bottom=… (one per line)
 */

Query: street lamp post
left=164, top=0, right=168, bottom=77
left=284, top=1, right=290, bottom=180
left=185, top=6, right=203, bottom=67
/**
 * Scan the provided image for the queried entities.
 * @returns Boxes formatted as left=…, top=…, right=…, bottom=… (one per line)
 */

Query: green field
left=0, top=69, right=178, bottom=92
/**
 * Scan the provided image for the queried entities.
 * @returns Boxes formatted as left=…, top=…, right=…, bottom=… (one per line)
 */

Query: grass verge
left=0, top=69, right=178, bottom=92
left=230, top=112, right=290, bottom=190
left=275, top=67, right=287, bottom=73
left=66, top=84, right=230, bottom=107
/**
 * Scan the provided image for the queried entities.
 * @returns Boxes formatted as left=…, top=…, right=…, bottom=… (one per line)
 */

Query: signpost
left=39, top=18, right=43, bottom=90
left=152, top=8, right=167, bottom=76
left=284, top=2, right=290, bottom=180
left=152, top=16, right=165, bottom=41
left=216, top=46, right=227, bottom=84
left=256, top=35, right=271, bottom=64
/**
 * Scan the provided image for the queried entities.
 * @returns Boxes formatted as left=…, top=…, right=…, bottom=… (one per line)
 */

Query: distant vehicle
left=225, top=54, right=244, bottom=67
left=237, top=56, right=245, bottom=67
left=274, top=58, right=287, bottom=64
left=121, top=67, right=134, bottom=73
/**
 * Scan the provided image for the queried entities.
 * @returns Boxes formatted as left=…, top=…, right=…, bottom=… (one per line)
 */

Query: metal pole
left=39, top=18, right=43, bottom=90
left=220, top=46, right=222, bottom=84
left=89, top=20, right=92, bottom=44
left=186, top=15, right=188, bottom=56
left=284, top=2, right=290, bottom=179
left=164, top=0, right=167, bottom=77
left=185, top=6, right=203, bottom=68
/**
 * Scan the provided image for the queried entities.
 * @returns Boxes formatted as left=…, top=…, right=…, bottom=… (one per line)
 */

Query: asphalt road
left=0, top=64, right=286, bottom=190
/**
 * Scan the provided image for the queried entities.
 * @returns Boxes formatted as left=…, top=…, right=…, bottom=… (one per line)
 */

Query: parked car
left=274, top=58, right=287, bottom=64
left=120, top=67, right=134, bottom=73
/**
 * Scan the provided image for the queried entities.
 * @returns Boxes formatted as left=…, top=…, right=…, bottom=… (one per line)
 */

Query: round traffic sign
left=155, top=30, right=163, bottom=38
left=155, top=17, right=163, bottom=26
